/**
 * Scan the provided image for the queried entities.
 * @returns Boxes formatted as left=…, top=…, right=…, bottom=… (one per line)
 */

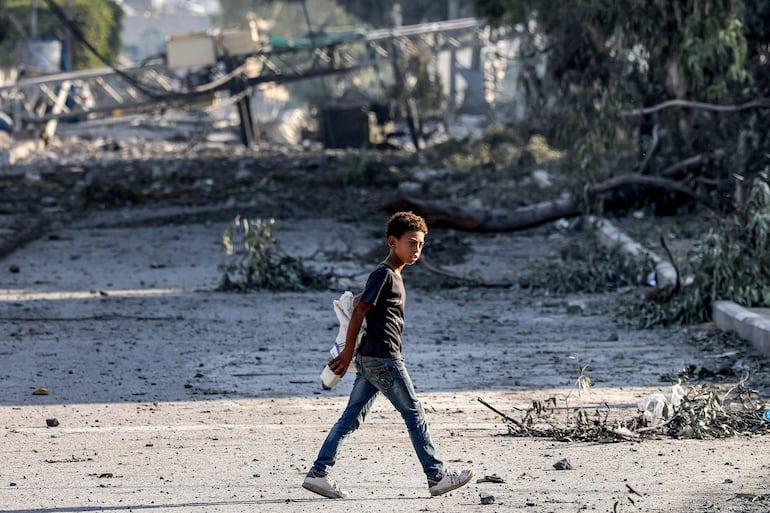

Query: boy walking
left=302, top=211, right=474, bottom=499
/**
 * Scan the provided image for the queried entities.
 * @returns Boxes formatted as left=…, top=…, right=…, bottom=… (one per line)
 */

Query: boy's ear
left=388, top=235, right=397, bottom=248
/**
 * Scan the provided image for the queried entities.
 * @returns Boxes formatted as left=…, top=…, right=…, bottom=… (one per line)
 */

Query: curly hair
left=385, top=211, right=428, bottom=238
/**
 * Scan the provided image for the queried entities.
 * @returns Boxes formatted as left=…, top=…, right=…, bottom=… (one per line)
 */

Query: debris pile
left=478, top=380, right=770, bottom=443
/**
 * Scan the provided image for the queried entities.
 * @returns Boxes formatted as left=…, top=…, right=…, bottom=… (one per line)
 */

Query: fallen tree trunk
left=383, top=173, right=711, bottom=232
left=383, top=194, right=579, bottom=232
left=621, top=97, right=770, bottom=117
left=586, top=215, right=678, bottom=289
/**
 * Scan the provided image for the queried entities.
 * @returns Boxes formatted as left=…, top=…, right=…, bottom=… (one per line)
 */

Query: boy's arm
left=328, top=300, right=371, bottom=377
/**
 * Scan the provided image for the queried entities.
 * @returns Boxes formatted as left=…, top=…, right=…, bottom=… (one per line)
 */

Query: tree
left=0, top=0, right=123, bottom=71
left=472, top=0, right=769, bottom=214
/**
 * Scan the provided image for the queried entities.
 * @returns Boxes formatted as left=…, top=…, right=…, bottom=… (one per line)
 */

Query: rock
left=235, top=165, right=253, bottom=183
left=477, top=474, right=506, bottom=483
left=398, top=181, right=423, bottom=195
left=532, top=169, right=552, bottom=188
left=413, top=168, right=448, bottom=183
left=479, top=492, right=495, bottom=505
left=553, top=458, right=572, bottom=470
left=46, top=418, right=59, bottom=427
left=566, top=301, right=585, bottom=315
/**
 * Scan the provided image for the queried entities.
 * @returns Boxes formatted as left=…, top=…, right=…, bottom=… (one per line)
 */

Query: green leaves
left=1, top=0, right=122, bottom=69
left=635, top=171, right=770, bottom=326
left=497, top=381, right=770, bottom=441
left=218, top=216, right=328, bottom=292
left=680, top=11, right=748, bottom=99
left=472, top=0, right=764, bottom=215
left=532, top=238, right=651, bottom=295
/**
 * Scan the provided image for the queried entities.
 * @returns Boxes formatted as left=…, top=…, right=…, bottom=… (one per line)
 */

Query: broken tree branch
left=383, top=195, right=579, bottom=232
left=660, top=154, right=704, bottom=177
left=477, top=396, right=526, bottom=430
left=589, top=173, right=707, bottom=204
left=384, top=172, right=713, bottom=232
left=586, top=215, right=678, bottom=289
left=622, top=97, right=770, bottom=117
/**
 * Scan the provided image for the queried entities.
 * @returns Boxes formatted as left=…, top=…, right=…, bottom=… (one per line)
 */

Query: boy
left=302, top=211, right=474, bottom=499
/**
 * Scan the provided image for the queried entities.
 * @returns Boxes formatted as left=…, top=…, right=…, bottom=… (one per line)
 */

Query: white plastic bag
left=638, top=384, right=685, bottom=425
left=320, top=291, right=366, bottom=389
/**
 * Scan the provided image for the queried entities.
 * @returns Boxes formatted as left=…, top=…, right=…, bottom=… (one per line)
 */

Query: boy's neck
left=384, top=253, right=405, bottom=274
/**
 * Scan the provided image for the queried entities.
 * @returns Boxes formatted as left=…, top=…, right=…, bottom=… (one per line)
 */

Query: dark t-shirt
left=357, top=262, right=405, bottom=359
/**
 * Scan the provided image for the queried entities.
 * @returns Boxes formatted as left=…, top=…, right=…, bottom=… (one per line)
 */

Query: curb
left=712, top=300, right=770, bottom=357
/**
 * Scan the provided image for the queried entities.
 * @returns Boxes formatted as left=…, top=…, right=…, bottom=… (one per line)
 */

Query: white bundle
left=320, top=291, right=366, bottom=389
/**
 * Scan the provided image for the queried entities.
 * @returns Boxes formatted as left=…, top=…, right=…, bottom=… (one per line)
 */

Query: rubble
left=0, top=111, right=351, bottom=259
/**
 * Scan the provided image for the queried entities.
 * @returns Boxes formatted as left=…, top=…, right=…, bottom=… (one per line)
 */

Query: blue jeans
left=310, top=355, right=445, bottom=482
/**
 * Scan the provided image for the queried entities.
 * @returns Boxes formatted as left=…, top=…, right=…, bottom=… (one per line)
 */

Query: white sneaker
left=428, top=469, right=475, bottom=496
left=302, top=471, right=349, bottom=499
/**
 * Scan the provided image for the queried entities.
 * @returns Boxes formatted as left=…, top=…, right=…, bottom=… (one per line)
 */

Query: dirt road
left=1, top=205, right=769, bottom=512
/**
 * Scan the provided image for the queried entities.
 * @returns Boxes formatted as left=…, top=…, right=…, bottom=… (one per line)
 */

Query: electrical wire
left=40, top=0, right=167, bottom=99
left=39, top=0, right=247, bottom=101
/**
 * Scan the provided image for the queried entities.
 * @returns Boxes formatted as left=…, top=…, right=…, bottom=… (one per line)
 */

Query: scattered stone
left=480, top=492, right=495, bottom=505
left=9, top=264, right=19, bottom=273
left=398, top=181, right=423, bottom=195
left=532, top=169, right=552, bottom=188
left=477, top=474, right=505, bottom=484
left=553, top=458, right=572, bottom=470
left=413, top=168, right=448, bottom=183
left=45, top=418, right=59, bottom=427
left=235, top=167, right=253, bottom=183
left=32, top=387, right=49, bottom=395
left=566, top=301, right=585, bottom=315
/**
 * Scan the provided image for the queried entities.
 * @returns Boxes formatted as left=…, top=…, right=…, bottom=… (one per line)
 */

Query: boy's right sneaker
left=428, top=469, right=475, bottom=497
left=302, top=471, right=349, bottom=499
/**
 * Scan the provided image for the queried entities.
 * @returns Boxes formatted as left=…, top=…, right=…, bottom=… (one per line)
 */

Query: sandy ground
left=1, top=205, right=769, bottom=513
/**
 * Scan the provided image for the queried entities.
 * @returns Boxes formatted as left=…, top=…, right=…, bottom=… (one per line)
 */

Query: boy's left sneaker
left=428, top=469, right=475, bottom=496
left=302, top=471, right=349, bottom=499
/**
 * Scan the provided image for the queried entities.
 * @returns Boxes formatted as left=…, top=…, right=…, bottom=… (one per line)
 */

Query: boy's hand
left=328, top=351, right=353, bottom=377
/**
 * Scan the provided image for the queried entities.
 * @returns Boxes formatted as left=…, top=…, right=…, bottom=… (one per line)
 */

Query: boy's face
left=390, top=230, right=425, bottom=266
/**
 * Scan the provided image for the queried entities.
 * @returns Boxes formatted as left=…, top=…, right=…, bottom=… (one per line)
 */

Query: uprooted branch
left=589, top=174, right=704, bottom=203
left=384, top=195, right=578, bottom=232
left=622, top=97, right=770, bottom=117
left=384, top=172, right=712, bottom=233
